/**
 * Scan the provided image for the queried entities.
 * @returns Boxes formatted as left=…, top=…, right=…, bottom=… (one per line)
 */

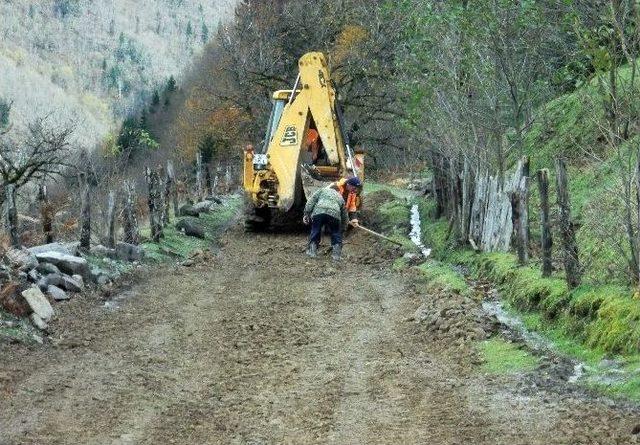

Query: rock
left=32, top=251, right=91, bottom=281
left=27, top=269, right=41, bottom=283
left=0, top=282, right=30, bottom=317
left=22, top=287, right=54, bottom=321
left=115, top=242, right=144, bottom=262
left=48, top=285, right=69, bottom=301
left=36, top=262, right=61, bottom=275
left=179, top=204, right=200, bottom=217
left=192, top=201, right=214, bottom=213
left=72, top=274, right=85, bottom=288
left=96, top=274, right=110, bottom=286
left=30, top=313, right=48, bottom=330
left=28, top=242, right=75, bottom=256
left=5, top=248, right=39, bottom=271
left=176, top=218, right=206, bottom=239
left=90, top=267, right=111, bottom=286
left=91, top=245, right=117, bottom=259
left=37, top=277, right=48, bottom=293
left=45, top=274, right=83, bottom=293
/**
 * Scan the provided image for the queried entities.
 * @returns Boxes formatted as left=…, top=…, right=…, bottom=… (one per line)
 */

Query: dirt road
left=1, top=228, right=639, bottom=444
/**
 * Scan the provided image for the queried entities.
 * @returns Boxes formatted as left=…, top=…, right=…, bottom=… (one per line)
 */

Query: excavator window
left=261, top=99, right=286, bottom=153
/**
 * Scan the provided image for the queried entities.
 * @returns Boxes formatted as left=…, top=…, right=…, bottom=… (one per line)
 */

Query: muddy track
left=1, top=228, right=639, bottom=444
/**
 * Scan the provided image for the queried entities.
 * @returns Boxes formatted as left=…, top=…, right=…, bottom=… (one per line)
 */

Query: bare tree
left=0, top=115, right=75, bottom=191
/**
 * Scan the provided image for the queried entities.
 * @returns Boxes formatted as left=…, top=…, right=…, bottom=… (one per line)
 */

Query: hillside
left=0, top=0, right=236, bottom=147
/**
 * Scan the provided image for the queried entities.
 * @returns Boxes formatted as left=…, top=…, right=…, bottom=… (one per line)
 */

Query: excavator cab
left=243, top=52, right=364, bottom=230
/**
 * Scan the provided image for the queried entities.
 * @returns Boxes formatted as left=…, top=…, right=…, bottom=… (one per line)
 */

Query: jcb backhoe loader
left=242, top=52, right=364, bottom=230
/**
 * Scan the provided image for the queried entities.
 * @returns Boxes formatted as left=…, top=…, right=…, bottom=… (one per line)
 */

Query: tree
left=202, top=22, right=209, bottom=43
left=166, top=75, right=177, bottom=93
left=0, top=98, right=11, bottom=131
left=0, top=116, right=75, bottom=191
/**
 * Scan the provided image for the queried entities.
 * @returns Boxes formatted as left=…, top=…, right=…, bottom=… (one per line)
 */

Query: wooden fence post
left=4, top=184, right=20, bottom=247
left=167, top=161, right=179, bottom=219
left=38, top=184, right=54, bottom=244
left=537, top=169, right=553, bottom=277
left=196, top=151, right=204, bottom=200
left=122, top=181, right=140, bottom=245
left=146, top=167, right=162, bottom=242
left=106, top=190, right=116, bottom=248
left=157, top=165, right=166, bottom=228
left=555, top=158, right=581, bottom=288
left=79, top=152, right=91, bottom=250
left=511, top=176, right=529, bottom=265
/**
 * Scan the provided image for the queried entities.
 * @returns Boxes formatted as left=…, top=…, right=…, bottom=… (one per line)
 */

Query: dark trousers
left=310, top=214, right=342, bottom=246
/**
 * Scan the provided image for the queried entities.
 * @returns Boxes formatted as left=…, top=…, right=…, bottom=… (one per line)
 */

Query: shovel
left=349, top=222, right=404, bottom=247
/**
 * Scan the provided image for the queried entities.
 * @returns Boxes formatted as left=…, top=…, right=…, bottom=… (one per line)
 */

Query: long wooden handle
left=351, top=223, right=404, bottom=247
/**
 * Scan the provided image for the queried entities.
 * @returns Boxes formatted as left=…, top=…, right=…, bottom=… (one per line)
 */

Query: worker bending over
left=334, top=176, right=362, bottom=226
left=303, top=184, right=348, bottom=261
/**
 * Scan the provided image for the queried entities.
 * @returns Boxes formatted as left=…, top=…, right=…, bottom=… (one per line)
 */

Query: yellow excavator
left=242, top=52, right=364, bottom=230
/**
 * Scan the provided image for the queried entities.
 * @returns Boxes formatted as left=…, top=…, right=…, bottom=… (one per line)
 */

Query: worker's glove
left=350, top=219, right=359, bottom=227
left=303, top=215, right=310, bottom=225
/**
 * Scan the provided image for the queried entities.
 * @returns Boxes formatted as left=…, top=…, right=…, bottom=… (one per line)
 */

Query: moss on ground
left=416, top=260, right=470, bottom=296
left=143, top=195, right=241, bottom=262
left=478, top=337, right=539, bottom=375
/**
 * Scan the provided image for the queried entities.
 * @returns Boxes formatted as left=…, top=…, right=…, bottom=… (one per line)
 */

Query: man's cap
left=346, top=177, right=362, bottom=187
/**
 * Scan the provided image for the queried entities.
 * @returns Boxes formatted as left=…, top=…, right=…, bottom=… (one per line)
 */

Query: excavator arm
left=243, top=52, right=363, bottom=227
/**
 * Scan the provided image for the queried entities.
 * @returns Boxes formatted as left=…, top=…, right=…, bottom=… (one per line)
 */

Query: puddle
left=482, top=298, right=587, bottom=383
left=481, top=299, right=550, bottom=351
left=409, top=204, right=432, bottom=258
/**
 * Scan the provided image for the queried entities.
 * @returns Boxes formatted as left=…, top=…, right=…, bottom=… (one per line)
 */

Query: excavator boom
left=242, top=52, right=364, bottom=230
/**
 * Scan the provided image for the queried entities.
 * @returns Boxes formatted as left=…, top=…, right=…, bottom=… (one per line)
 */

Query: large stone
left=32, top=251, right=91, bottom=281
left=192, top=201, right=214, bottom=213
left=36, top=262, right=61, bottom=276
left=176, top=218, right=206, bottom=239
left=5, top=248, right=39, bottom=271
left=91, top=245, right=117, bottom=259
left=28, top=242, right=75, bottom=256
left=30, top=313, right=48, bottom=330
left=179, top=204, right=200, bottom=217
left=115, top=242, right=144, bottom=262
left=45, top=273, right=82, bottom=293
left=22, top=287, right=54, bottom=321
left=48, top=285, right=69, bottom=301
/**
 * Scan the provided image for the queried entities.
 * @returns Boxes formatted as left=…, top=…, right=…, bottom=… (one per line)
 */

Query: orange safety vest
left=335, top=178, right=360, bottom=213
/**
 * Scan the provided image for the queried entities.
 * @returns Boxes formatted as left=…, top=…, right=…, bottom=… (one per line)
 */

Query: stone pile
left=0, top=241, right=144, bottom=331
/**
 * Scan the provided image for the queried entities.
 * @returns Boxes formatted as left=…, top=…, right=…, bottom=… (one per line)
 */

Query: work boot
left=307, top=242, right=318, bottom=258
left=331, top=243, right=342, bottom=261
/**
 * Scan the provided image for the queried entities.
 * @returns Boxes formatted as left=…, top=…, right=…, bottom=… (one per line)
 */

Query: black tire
left=244, top=201, right=271, bottom=232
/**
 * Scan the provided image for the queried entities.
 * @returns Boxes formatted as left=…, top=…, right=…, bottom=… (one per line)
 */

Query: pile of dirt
left=361, top=189, right=401, bottom=232
left=408, top=282, right=495, bottom=355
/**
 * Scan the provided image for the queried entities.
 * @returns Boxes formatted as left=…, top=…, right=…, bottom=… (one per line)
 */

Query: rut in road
left=1, top=229, right=639, bottom=445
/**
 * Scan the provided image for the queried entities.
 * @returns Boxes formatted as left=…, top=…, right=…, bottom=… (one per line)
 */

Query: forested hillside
left=0, top=0, right=236, bottom=146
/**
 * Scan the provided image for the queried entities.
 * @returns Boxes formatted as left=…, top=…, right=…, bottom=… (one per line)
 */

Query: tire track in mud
left=1, top=229, right=639, bottom=444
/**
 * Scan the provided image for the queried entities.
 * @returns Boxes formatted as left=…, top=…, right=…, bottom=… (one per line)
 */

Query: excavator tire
left=244, top=200, right=271, bottom=232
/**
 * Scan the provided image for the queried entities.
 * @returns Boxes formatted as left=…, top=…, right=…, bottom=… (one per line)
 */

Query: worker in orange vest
left=334, top=176, right=362, bottom=226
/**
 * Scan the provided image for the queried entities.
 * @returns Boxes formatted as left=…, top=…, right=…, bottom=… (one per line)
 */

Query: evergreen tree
left=201, top=23, right=209, bottom=43
left=0, top=98, right=11, bottom=130
left=186, top=21, right=193, bottom=40
left=151, top=89, right=160, bottom=107
left=166, top=75, right=177, bottom=93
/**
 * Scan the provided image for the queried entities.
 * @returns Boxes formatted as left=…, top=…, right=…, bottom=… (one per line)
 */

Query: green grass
left=416, top=260, right=470, bottom=295
left=478, top=338, right=539, bottom=375
left=364, top=182, right=415, bottom=199
left=143, top=195, right=241, bottom=262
